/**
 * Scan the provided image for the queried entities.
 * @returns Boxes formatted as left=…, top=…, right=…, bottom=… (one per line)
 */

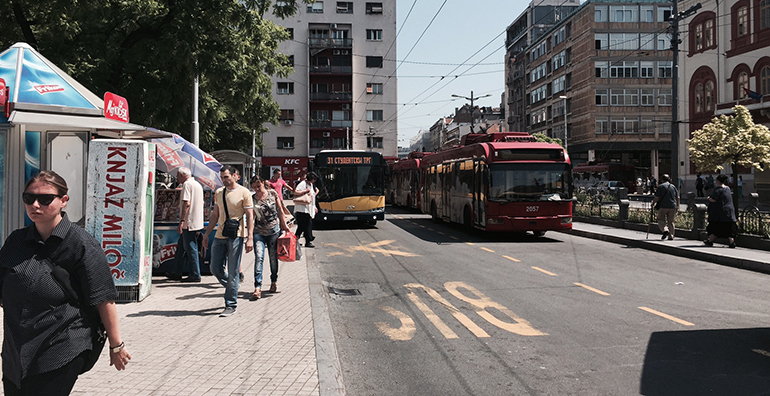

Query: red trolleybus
left=389, top=152, right=431, bottom=211
left=420, top=133, right=573, bottom=235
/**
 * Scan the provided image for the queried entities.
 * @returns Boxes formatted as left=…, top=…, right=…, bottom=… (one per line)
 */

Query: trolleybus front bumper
left=485, top=215, right=572, bottom=232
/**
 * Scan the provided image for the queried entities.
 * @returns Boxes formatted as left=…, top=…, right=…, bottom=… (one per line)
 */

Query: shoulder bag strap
left=222, top=188, right=230, bottom=219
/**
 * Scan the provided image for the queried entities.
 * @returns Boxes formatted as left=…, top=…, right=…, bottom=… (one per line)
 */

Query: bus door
left=441, top=162, right=451, bottom=219
left=473, top=160, right=484, bottom=226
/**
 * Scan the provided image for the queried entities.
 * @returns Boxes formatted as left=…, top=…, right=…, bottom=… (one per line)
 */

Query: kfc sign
left=285, top=159, right=300, bottom=165
left=104, top=92, right=129, bottom=123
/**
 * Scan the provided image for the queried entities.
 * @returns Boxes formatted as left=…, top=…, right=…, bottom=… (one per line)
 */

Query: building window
left=695, top=83, right=704, bottom=113
left=595, top=33, right=608, bottom=50
left=277, top=82, right=294, bottom=94
left=690, top=13, right=717, bottom=54
left=595, top=6, right=607, bottom=22
left=531, top=63, right=547, bottom=82
left=609, top=6, right=638, bottom=22
left=367, top=110, right=384, bottom=121
left=595, top=61, right=609, bottom=78
left=609, top=61, right=639, bottom=78
left=657, top=32, right=671, bottom=50
left=333, top=137, right=347, bottom=148
left=366, top=56, right=383, bottom=68
left=336, top=2, right=353, bottom=13
left=736, top=6, right=749, bottom=36
left=737, top=72, right=749, bottom=99
left=277, top=137, right=294, bottom=149
left=658, top=6, right=672, bottom=22
left=366, top=83, right=383, bottom=94
left=553, top=76, right=566, bottom=94
left=705, top=81, right=714, bottom=112
left=311, top=110, right=329, bottom=121
left=763, top=66, right=770, bottom=94
left=658, top=89, right=672, bottom=106
left=553, top=51, right=566, bottom=71
left=609, top=33, right=639, bottom=50
left=641, top=5, right=654, bottom=22
left=595, top=89, right=608, bottom=106
left=553, top=27, right=566, bottom=46
left=641, top=89, right=655, bottom=106
left=640, top=119, right=655, bottom=134
left=367, top=137, right=384, bottom=148
left=610, top=89, right=639, bottom=106
left=531, top=85, right=548, bottom=104
left=658, top=61, right=672, bottom=78
left=307, top=1, right=323, bottom=13
left=641, top=61, right=654, bottom=78
left=610, top=117, right=639, bottom=134
left=279, top=109, right=294, bottom=120
left=659, top=122, right=672, bottom=134
left=366, top=29, right=383, bottom=41
left=595, top=118, right=608, bottom=134
left=366, top=2, right=383, bottom=14
left=312, top=138, right=328, bottom=148
left=640, top=33, right=655, bottom=50
left=762, top=0, right=770, bottom=30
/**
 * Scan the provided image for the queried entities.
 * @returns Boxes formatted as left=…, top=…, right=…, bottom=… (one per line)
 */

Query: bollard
left=751, top=192, right=759, bottom=207
left=617, top=187, right=628, bottom=200
left=692, top=203, right=707, bottom=231
left=619, top=199, right=630, bottom=222
left=686, top=191, right=695, bottom=211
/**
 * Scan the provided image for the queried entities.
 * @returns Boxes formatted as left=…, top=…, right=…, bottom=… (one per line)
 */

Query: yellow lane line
left=449, top=236, right=459, bottom=240
left=480, top=247, right=495, bottom=253
left=753, top=349, right=770, bottom=358
left=502, top=255, right=520, bottom=263
left=437, top=231, right=446, bottom=235
left=466, top=242, right=475, bottom=246
left=574, top=283, right=610, bottom=296
left=638, top=307, right=694, bottom=326
left=531, top=267, right=557, bottom=276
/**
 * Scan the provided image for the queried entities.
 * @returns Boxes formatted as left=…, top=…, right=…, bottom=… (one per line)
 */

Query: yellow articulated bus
left=313, top=150, right=387, bottom=225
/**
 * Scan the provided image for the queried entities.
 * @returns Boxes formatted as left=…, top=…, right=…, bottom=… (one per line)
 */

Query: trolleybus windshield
left=488, top=163, right=573, bottom=202
left=317, top=164, right=387, bottom=201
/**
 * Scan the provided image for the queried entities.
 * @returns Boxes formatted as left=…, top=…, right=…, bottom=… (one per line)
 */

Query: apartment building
left=505, top=0, right=581, bottom=132
left=262, top=1, right=398, bottom=179
left=508, top=0, right=674, bottom=178
left=678, top=0, right=770, bottom=193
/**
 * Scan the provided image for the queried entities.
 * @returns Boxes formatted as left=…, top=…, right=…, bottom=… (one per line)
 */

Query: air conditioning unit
left=330, top=23, right=338, bottom=30
left=341, top=50, right=349, bottom=55
left=342, top=104, right=351, bottom=110
left=284, top=120, right=293, bottom=125
left=323, top=132, right=331, bottom=137
left=333, top=50, right=341, bottom=55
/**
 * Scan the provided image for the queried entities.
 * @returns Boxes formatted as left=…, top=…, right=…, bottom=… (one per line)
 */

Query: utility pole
left=452, top=91, right=491, bottom=134
left=669, top=2, right=702, bottom=186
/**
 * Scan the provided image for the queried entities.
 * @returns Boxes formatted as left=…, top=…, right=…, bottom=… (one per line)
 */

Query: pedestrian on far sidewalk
left=0, top=171, right=131, bottom=395
left=250, top=175, right=291, bottom=298
left=294, top=172, right=319, bottom=248
left=695, top=173, right=704, bottom=197
left=167, top=167, right=204, bottom=282
left=652, top=174, right=680, bottom=241
left=704, top=174, right=737, bottom=248
left=269, top=169, right=294, bottom=200
left=649, top=175, right=658, bottom=194
left=203, top=165, right=254, bottom=317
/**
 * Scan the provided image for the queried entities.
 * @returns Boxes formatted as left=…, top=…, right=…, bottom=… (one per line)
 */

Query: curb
left=561, top=228, right=770, bottom=275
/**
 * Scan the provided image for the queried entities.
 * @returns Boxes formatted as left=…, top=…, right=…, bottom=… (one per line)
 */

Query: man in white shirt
left=294, top=172, right=319, bottom=248
left=169, top=167, right=205, bottom=282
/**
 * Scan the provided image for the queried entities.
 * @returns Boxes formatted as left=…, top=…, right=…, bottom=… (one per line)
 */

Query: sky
left=393, top=0, right=529, bottom=147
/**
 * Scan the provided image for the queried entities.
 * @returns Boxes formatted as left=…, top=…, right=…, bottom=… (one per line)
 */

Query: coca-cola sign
left=104, top=92, right=129, bottom=123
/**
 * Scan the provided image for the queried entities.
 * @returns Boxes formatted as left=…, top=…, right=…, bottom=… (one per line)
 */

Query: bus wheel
left=533, top=231, right=546, bottom=237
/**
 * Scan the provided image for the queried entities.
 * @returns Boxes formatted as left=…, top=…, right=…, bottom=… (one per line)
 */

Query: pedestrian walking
left=269, top=169, right=294, bottom=200
left=167, top=167, right=204, bottom=282
left=738, top=175, right=743, bottom=199
left=652, top=174, right=680, bottom=240
left=0, top=171, right=131, bottom=395
left=695, top=173, right=704, bottom=197
left=250, top=175, right=291, bottom=298
left=704, top=174, right=738, bottom=248
left=649, top=175, right=658, bottom=194
left=203, top=165, right=254, bottom=317
left=294, top=172, right=319, bottom=248
left=706, top=174, right=715, bottom=192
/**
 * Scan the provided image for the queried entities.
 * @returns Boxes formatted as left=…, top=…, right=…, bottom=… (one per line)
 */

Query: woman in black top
left=0, top=171, right=131, bottom=395
left=704, top=174, right=738, bottom=248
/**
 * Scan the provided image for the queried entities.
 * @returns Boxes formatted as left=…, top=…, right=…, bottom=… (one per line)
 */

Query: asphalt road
left=313, top=207, right=770, bottom=396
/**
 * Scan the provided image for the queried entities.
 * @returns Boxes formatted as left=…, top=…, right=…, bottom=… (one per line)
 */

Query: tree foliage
left=532, top=132, right=563, bottom=147
left=0, top=0, right=310, bottom=153
left=687, top=105, right=770, bottom=172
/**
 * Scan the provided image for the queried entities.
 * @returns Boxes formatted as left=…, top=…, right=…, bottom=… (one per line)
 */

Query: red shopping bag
left=277, top=231, right=297, bottom=262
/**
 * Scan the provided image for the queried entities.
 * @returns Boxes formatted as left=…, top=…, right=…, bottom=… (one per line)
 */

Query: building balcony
left=309, top=120, right=353, bottom=128
left=308, top=38, right=353, bottom=48
left=309, top=65, right=353, bottom=74
left=310, top=92, right=353, bottom=101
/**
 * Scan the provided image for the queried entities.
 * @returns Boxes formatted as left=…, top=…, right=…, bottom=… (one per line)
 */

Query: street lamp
left=451, top=91, right=492, bottom=133
left=559, top=95, right=568, bottom=151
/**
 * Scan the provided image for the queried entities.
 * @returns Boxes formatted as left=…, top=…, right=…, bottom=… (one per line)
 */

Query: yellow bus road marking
left=574, top=283, right=610, bottom=296
left=437, top=231, right=446, bottom=235
left=503, top=255, right=521, bottom=263
left=465, top=242, right=475, bottom=246
left=404, top=288, right=459, bottom=339
left=480, top=247, right=495, bottom=253
left=405, top=283, right=489, bottom=338
left=419, top=225, right=426, bottom=228
left=449, top=236, right=459, bottom=240
left=531, top=266, right=557, bottom=276
left=638, top=307, right=694, bottom=326
left=375, top=306, right=416, bottom=341
left=753, top=349, right=770, bottom=358
left=325, top=241, right=420, bottom=258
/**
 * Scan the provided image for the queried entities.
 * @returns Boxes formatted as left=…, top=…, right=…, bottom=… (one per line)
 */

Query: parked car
left=587, top=181, right=626, bottom=196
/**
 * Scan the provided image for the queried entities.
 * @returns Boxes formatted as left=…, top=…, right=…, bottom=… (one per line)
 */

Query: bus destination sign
left=323, top=156, right=373, bottom=165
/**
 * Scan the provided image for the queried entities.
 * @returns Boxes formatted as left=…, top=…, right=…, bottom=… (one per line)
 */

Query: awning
left=8, top=110, right=172, bottom=139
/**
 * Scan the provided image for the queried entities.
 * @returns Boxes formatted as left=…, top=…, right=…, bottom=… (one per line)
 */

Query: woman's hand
left=109, top=345, right=131, bottom=370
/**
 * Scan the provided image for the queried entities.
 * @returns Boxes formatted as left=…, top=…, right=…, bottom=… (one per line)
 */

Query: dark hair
left=250, top=175, right=265, bottom=185
left=306, top=172, right=318, bottom=182
left=220, top=165, right=237, bottom=175
left=272, top=169, right=281, bottom=174
left=716, top=174, right=729, bottom=184
left=25, top=171, right=68, bottom=196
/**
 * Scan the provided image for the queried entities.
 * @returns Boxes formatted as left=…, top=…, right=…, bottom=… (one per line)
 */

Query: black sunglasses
left=22, top=193, right=63, bottom=206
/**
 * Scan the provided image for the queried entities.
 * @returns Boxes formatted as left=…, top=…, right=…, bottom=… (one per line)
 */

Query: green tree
left=532, top=132, right=563, bottom=147
left=687, top=105, right=770, bottom=211
left=1, top=0, right=309, bottom=153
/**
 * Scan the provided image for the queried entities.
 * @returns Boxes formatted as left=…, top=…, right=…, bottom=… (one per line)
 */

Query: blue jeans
left=209, top=237, right=243, bottom=308
left=254, top=230, right=282, bottom=288
left=175, top=229, right=201, bottom=279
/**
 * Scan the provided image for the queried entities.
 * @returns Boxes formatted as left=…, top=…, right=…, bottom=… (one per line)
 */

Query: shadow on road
left=640, top=327, right=770, bottom=395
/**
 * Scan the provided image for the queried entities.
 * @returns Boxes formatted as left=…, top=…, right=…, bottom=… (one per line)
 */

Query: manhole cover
left=327, top=287, right=361, bottom=296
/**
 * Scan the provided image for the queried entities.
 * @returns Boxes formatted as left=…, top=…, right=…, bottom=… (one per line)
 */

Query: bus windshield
left=489, top=163, right=573, bottom=202
left=317, top=165, right=387, bottom=201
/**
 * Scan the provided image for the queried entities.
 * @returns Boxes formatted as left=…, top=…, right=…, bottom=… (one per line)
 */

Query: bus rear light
left=487, top=218, right=505, bottom=225
left=561, top=217, right=572, bottom=224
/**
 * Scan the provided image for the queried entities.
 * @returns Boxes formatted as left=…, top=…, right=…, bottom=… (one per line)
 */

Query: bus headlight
left=561, top=217, right=572, bottom=224
left=487, top=218, right=505, bottom=225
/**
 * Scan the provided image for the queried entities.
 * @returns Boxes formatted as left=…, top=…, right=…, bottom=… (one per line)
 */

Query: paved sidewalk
left=563, top=222, right=770, bottom=274
left=67, top=247, right=320, bottom=396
